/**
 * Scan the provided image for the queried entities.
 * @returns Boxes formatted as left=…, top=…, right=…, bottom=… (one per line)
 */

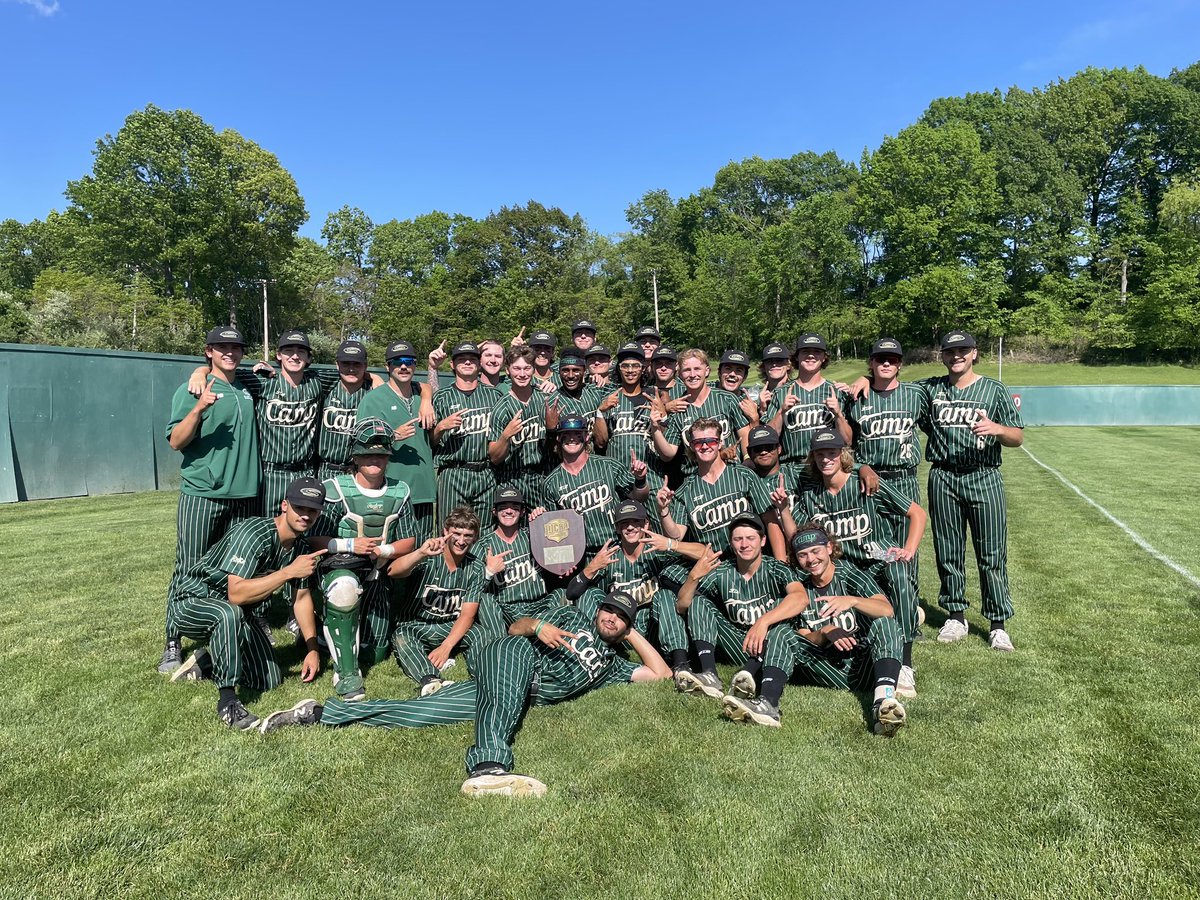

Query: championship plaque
left=531, top=509, right=586, bottom=576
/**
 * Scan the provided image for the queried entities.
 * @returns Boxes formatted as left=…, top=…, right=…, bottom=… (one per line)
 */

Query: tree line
left=2, top=61, right=1199, bottom=363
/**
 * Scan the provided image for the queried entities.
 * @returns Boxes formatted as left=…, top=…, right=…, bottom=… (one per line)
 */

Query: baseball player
left=586, top=344, right=613, bottom=388
left=477, top=487, right=571, bottom=624
left=552, top=351, right=608, bottom=442
left=634, top=325, right=662, bottom=390
left=528, top=330, right=562, bottom=389
left=731, top=523, right=907, bottom=736
left=356, top=340, right=438, bottom=541
left=478, top=338, right=509, bottom=390
left=540, top=416, right=650, bottom=552
left=307, top=418, right=419, bottom=700
left=159, top=325, right=262, bottom=674
left=794, top=429, right=926, bottom=697
left=673, top=512, right=805, bottom=726
left=259, top=590, right=671, bottom=798
left=568, top=319, right=598, bottom=357
left=650, top=349, right=752, bottom=476
left=488, top=346, right=553, bottom=507
left=744, top=424, right=809, bottom=524
left=432, top=342, right=503, bottom=528
left=649, top=345, right=687, bottom=400
left=388, top=506, right=505, bottom=695
left=316, top=340, right=385, bottom=482
left=655, top=417, right=785, bottom=559
left=715, top=349, right=762, bottom=427
left=765, top=333, right=853, bottom=464
left=166, top=476, right=327, bottom=730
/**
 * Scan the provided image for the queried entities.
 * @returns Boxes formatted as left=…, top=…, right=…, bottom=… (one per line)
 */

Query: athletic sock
left=950, top=611, right=966, bottom=624
left=669, top=649, right=690, bottom=670
left=872, top=659, right=901, bottom=703
left=759, top=666, right=787, bottom=706
left=694, top=641, right=717, bottom=674
left=217, top=686, right=237, bottom=708
left=902, top=642, right=913, bottom=668
left=741, top=658, right=763, bottom=681
left=990, top=620, right=1006, bottom=632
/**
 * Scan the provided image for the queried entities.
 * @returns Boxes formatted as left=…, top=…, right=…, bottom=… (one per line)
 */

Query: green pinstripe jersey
left=542, top=455, right=637, bottom=548
left=432, top=382, right=503, bottom=465
left=400, top=552, right=486, bottom=623
left=752, top=462, right=811, bottom=523
left=167, top=374, right=260, bottom=499
left=653, top=380, right=688, bottom=401
left=318, top=380, right=372, bottom=468
left=315, top=474, right=416, bottom=542
left=795, top=565, right=883, bottom=635
left=671, top=463, right=774, bottom=555
left=795, top=473, right=911, bottom=568
left=478, top=528, right=555, bottom=607
left=168, top=516, right=308, bottom=603
left=601, top=389, right=672, bottom=479
left=554, top=384, right=607, bottom=421
left=845, top=383, right=929, bottom=469
left=918, top=374, right=1023, bottom=468
left=695, top=557, right=800, bottom=627
left=488, top=390, right=549, bottom=484
left=244, top=368, right=338, bottom=466
left=765, top=379, right=845, bottom=463
left=584, top=547, right=688, bottom=608
left=664, top=388, right=750, bottom=460
left=356, top=384, right=437, bottom=504
left=530, top=605, right=639, bottom=704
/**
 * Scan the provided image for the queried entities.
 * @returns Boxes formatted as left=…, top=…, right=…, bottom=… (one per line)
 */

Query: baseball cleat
left=333, top=672, right=366, bottom=701
left=896, top=665, right=917, bottom=698
left=729, top=669, right=757, bottom=699
left=872, top=697, right=907, bottom=737
left=157, top=640, right=183, bottom=675
left=988, top=628, right=1015, bottom=652
left=218, top=698, right=260, bottom=732
left=461, top=772, right=548, bottom=799
left=937, top=618, right=969, bottom=643
left=171, top=648, right=213, bottom=683
left=674, top=669, right=724, bottom=699
left=260, top=699, right=321, bottom=733
left=285, top=616, right=301, bottom=638
left=721, top=695, right=781, bottom=728
left=420, top=678, right=445, bottom=697
left=917, top=606, right=926, bottom=627
left=439, top=658, right=457, bottom=673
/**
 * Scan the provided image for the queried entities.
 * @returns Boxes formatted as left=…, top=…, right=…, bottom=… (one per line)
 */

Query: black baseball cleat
left=157, top=640, right=183, bottom=675
left=721, top=695, right=782, bottom=728
left=674, top=669, right=724, bottom=699
left=218, top=698, right=260, bottom=731
left=259, top=699, right=321, bottom=733
left=171, top=648, right=213, bottom=682
left=285, top=616, right=301, bottom=638
left=461, top=764, right=547, bottom=798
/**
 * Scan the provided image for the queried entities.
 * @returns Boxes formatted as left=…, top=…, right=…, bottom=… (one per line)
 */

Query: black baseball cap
left=559, top=352, right=586, bottom=369
left=205, top=325, right=247, bottom=346
left=613, top=500, right=648, bottom=524
left=529, top=330, right=557, bottom=348
left=494, top=486, right=526, bottom=507
left=635, top=326, right=661, bottom=341
left=719, top=350, right=750, bottom=368
left=572, top=319, right=597, bottom=334
left=810, top=429, right=846, bottom=451
left=795, top=333, right=828, bottom=352
left=652, top=346, right=678, bottom=362
left=747, top=425, right=780, bottom=449
left=762, top=342, right=790, bottom=361
left=585, top=344, right=610, bottom=359
left=451, top=341, right=481, bottom=358
left=940, top=330, right=977, bottom=350
left=791, top=526, right=830, bottom=553
left=557, top=416, right=588, bottom=433
left=285, top=477, right=326, bottom=510
left=385, top=340, right=417, bottom=361
left=616, top=342, right=644, bottom=362
left=728, top=511, right=765, bottom=534
left=336, top=340, right=366, bottom=363
left=870, top=337, right=903, bottom=358
left=598, top=589, right=637, bottom=625
left=277, top=329, right=311, bottom=350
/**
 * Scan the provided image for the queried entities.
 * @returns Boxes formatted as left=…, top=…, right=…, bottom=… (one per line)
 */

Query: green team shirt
left=752, top=462, right=811, bottom=524
left=432, top=382, right=503, bottom=466
left=584, top=547, right=688, bottom=608
left=488, top=390, right=549, bottom=484
left=795, top=473, right=911, bottom=568
left=695, top=556, right=801, bottom=628
left=671, top=463, right=774, bottom=555
left=314, top=474, right=416, bottom=543
left=167, top=374, right=260, bottom=499
left=652, top=380, right=688, bottom=401
left=766, top=379, right=845, bottom=463
left=845, top=383, right=929, bottom=470
left=542, top=455, right=638, bottom=548
left=478, top=528, right=556, bottom=608
left=357, top=383, right=437, bottom=505
left=318, top=379, right=372, bottom=469
left=400, top=551, right=486, bottom=623
left=918, top=374, right=1023, bottom=469
left=601, top=389, right=671, bottom=479
left=529, top=605, right=639, bottom=705
left=795, top=565, right=884, bottom=636
left=169, top=516, right=309, bottom=604
left=664, top=388, right=750, bottom=459
left=553, top=384, right=607, bottom=424
left=242, top=368, right=338, bottom=466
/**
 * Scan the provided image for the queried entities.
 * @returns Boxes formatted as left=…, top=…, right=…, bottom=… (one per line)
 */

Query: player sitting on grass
left=732, top=523, right=907, bottom=736
left=673, top=512, right=805, bottom=725
left=306, top=418, right=418, bottom=701
left=478, top=486, right=573, bottom=625
left=168, top=477, right=328, bottom=730
left=259, top=590, right=672, bottom=799
left=388, top=507, right=505, bottom=696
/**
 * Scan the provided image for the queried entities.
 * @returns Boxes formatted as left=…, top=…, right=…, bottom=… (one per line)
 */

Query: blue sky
left=1, top=0, right=1198, bottom=241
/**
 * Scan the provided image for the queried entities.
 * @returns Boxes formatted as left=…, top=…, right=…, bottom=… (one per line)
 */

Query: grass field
left=821, top=359, right=1200, bottom=386
left=3, top=428, right=1199, bottom=899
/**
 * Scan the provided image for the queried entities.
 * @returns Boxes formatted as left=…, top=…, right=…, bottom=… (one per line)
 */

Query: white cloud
left=2, top=0, right=62, bottom=15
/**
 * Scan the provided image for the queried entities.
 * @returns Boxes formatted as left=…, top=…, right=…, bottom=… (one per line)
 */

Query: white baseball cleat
left=988, top=628, right=1015, bottom=652
left=729, top=669, right=757, bottom=699
left=461, top=772, right=547, bottom=799
left=937, top=618, right=969, bottom=643
left=674, top=669, right=725, bottom=699
left=873, top=697, right=907, bottom=737
left=896, top=665, right=917, bottom=698
left=420, top=678, right=445, bottom=697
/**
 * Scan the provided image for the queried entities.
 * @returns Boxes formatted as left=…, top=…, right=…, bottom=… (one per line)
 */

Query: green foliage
left=0, top=289, right=30, bottom=342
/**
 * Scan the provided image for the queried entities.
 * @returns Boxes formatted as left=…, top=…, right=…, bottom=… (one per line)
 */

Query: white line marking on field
left=1021, top=445, right=1200, bottom=590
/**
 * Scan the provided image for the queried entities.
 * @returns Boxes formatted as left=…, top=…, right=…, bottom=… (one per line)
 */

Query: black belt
left=932, top=462, right=992, bottom=475
left=874, top=468, right=915, bottom=480
left=264, top=461, right=312, bottom=471
left=443, top=461, right=490, bottom=471
left=322, top=463, right=352, bottom=473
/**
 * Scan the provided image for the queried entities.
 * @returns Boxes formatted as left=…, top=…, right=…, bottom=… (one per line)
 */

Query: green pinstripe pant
left=317, top=574, right=394, bottom=669
left=928, top=465, right=1014, bottom=622
left=167, top=494, right=256, bottom=640
left=878, top=469, right=922, bottom=601
left=167, top=594, right=280, bottom=690
left=498, top=588, right=569, bottom=626
left=260, top=463, right=315, bottom=517
left=391, top=597, right=506, bottom=683
left=576, top=587, right=688, bottom=655
left=789, top=616, right=901, bottom=691
left=685, top=595, right=797, bottom=671
left=857, top=558, right=919, bottom=644
left=436, top=465, right=496, bottom=531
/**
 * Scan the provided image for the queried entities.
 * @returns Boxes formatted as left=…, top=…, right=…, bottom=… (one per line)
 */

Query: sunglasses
left=389, top=356, right=417, bottom=367
left=691, top=437, right=721, bottom=448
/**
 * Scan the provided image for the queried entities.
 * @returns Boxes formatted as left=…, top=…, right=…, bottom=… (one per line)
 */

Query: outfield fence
left=1, top=343, right=1197, bottom=503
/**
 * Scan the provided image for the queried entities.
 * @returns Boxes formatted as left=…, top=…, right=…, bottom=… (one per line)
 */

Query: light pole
left=254, top=278, right=276, bottom=361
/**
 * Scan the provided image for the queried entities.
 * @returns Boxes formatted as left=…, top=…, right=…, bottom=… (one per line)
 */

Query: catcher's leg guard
left=321, top=571, right=364, bottom=692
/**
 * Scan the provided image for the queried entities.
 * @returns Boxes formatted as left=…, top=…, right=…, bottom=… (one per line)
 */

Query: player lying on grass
left=726, top=523, right=907, bottom=736
left=387, top=506, right=505, bottom=696
left=259, top=589, right=672, bottom=799
left=673, top=512, right=805, bottom=724
left=168, top=477, right=328, bottom=730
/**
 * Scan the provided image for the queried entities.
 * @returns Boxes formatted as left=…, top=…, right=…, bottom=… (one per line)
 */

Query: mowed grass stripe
left=1, top=433, right=1198, bottom=899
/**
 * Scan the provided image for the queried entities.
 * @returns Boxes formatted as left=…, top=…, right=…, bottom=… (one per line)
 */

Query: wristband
left=667, top=539, right=674, bottom=552
left=376, top=543, right=396, bottom=559
left=533, top=620, right=545, bottom=637
left=333, top=538, right=354, bottom=554
left=304, top=637, right=319, bottom=653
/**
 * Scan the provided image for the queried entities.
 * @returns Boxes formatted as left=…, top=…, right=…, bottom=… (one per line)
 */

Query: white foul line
left=1021, top=445, right=1200, bottom=590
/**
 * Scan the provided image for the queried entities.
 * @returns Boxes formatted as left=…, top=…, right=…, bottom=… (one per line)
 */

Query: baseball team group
left=160, top=318, right=1024, bottom=798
